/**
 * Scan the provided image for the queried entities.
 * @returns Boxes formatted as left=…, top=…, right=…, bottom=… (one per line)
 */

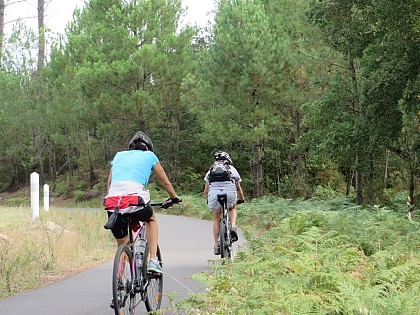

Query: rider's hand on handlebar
left=162, top=197, right=182, bottom=209
left=236, top=199, right=245, bottom=204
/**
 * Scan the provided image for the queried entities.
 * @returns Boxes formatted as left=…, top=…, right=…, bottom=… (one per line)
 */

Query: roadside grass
left=0, top=190, right=205, bottom=299
left=0, top=206, right=114, bottom=297
left=174, top=196, right=420, bottom=314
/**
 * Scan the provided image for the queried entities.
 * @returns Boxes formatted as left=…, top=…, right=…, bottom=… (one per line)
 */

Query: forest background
left=0, top=0, right=419, bottom=212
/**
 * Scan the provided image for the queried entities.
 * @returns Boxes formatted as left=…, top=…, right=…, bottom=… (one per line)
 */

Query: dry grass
left=0, top=206, right=114, bottom=297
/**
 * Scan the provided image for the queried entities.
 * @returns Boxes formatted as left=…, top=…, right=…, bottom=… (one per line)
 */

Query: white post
left=31, top=172, right=39, bottom=220
left=44, top=184, right=49, bottom=212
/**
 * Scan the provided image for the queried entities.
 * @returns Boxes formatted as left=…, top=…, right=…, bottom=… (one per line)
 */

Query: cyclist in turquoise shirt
left=106, top=131, right=180, bottom=274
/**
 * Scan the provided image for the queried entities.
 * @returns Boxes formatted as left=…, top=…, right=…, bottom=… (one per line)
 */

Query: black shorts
left=107, top=204, right=153, bottom=239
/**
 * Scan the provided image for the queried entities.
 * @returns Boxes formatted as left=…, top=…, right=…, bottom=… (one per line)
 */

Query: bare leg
left=146, top=212, right=158, bottom=259
left=229, top=205, right=237, bottom=228
left=116, top=235, right=129, bottom=246
left=212, top=209, right=221, bottom=247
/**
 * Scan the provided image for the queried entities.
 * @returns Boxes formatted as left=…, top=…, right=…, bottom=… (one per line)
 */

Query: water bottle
left=135, top=238, right=146, bottom=268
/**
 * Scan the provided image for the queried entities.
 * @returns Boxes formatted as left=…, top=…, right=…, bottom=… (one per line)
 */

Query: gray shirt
left=204, top=165, right=242, bottom=192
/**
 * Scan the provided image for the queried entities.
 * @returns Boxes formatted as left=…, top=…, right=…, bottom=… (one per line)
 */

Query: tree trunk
left=349, top=56, right=363, bottom=205
left=37, top=0, right=45, bottom=73
left=294, top=110, right=302, bottom=177
left=345, top=168, right=353, bottom=196
left=384, top=149, right=389, bottom=188
left=407, top=169, right=415, bottom=219
left=252, top=142, right=264, bottom=198
left=407, top=150, right=416, bottom=220
left=87, top=131, right=97, bottom=188
left=276, top=152, right=281, bottom=194
left=0, top=0, right=4, bottom=58
left=48, top=141, right=57, bottom=182
left=33, top=126, right=45, bottom=185
left=355, top=160, right=363, bottom=205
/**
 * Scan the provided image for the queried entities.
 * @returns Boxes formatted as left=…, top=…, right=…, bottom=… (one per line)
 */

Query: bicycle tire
left=226, top=216, right=233, bottom=259
left=227, top=234, right=233, bottom=259
left=112, top=244, right=135, bottom=315
left=219, top=220, right=228, bottom=258
left=142, top=243, right=163, bottom=312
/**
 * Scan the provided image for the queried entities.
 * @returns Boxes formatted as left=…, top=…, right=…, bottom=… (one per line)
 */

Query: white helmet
left=214, top=151, right=232, bottom=164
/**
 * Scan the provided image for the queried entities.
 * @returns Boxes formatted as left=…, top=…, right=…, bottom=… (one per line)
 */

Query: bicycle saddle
left=217, top=194, right=228, bottom=203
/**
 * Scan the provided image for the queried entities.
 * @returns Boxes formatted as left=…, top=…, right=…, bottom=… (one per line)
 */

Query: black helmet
left=214, top=151, right=232, bottom=164
left=128, top=131, right=154, bottom=152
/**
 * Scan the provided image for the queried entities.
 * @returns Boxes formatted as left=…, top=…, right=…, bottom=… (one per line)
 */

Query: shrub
left=5, top=197, right=29, bottom=207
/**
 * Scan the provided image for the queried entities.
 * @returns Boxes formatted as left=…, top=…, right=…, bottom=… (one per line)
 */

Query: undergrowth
left=176, top=196, right=420, bottom=314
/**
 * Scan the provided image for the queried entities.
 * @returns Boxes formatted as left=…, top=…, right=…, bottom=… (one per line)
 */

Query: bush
left=313, top=185, right=340, bottom=199
left=74, top=190, right=101, bottom=203
left=5, top=197, right=29, bottom=207
left=52, top=181, right=74, bottom=199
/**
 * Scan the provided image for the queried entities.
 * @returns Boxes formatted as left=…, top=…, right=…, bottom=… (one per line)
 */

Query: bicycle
left=217, top=195, right=243, bottom=261
left=217, top=194, right=234, bottom=260
left=104, top=199, right=178, bottom=315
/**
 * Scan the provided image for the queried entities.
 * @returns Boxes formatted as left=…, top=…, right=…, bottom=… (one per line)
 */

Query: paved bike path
left=0, top=213, right=246, bottom=315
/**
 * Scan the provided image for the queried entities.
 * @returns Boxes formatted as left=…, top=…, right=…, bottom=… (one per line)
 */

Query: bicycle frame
left=114, top=220, right=147, bottom=311
left=112, top=214, right=163, bottom=314
left=109, top=199, right=178, bottom=314
left=128, top=220, right=148, bottom=294
left=131, top=218, right=163, bottom=296
left=217, top=194, right=233, bottom=259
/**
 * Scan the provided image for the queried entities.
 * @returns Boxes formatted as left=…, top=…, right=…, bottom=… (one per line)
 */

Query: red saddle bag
left=104, top=195, right=145, bottom=211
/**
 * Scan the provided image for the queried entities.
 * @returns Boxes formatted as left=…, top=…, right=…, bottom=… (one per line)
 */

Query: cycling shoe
left=230, top=227, right=238, bottom=243
left=214, top=244, right=220, bottom=255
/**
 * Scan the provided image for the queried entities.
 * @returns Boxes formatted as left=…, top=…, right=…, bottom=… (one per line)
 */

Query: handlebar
left=151, top=198, right=182, bottom=209
left=150, top=202, right=164, bottom=207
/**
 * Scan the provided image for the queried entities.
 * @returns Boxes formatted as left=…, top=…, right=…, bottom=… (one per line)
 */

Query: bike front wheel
left=142, top=243, right=163, bottom=312
left=112, top=244, right=135, bottom=315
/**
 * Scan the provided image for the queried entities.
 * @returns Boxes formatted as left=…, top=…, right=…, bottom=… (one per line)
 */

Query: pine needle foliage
left=177, top=197, right=420, bottom=314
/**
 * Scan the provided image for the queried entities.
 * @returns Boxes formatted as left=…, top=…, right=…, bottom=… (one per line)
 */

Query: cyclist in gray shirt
left=204, top=151, right=245, bottom=255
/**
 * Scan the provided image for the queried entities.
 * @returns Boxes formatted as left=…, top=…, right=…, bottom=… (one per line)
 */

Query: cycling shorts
left=107, top=204, right=153, bottom=239
left=207, top=189, right=237, bottom=210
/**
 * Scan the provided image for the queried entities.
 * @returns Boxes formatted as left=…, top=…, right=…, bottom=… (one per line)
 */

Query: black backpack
left=208, top=161, right=233, bottom=183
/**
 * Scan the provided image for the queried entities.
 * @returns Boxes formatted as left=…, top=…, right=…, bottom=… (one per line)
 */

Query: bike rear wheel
left=112, top=244, right=135, bottom=315
left=142, top=243, right=163, bottom=312
left=219, top=220, right=231, bottom=259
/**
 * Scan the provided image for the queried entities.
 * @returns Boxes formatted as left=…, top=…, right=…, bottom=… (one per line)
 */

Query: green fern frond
left=284, top=293, right=326, bottom=315
left=288, top=227, right=345, bottom=253
left=319, top=246, right=366, bottom=271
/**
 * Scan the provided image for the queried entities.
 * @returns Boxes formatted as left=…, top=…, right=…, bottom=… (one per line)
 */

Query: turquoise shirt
left=111, top=150, right=159, bottom=186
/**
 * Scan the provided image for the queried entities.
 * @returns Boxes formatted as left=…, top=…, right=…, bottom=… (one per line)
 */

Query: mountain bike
left=217, top=194, right=233, bottom=260
left=105, top=200, right=178, bottom=315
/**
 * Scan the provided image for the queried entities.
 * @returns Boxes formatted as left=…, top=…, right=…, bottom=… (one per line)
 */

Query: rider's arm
left=107, top=169, right=112, bottom=194
left=204, top=181, right=209, bottom=202
left=236, top=181, right=245, bottom=201
left=153, top=162, right=178, bottom=199
left=231, top=166, right=245, bottom=201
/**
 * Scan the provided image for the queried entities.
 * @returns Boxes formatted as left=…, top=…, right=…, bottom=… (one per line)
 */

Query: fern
left=177, top=197, right=420, bottom=314
left=288, top=227, right=345, bottom=253
left=285, top=293, right=327, bottom=315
